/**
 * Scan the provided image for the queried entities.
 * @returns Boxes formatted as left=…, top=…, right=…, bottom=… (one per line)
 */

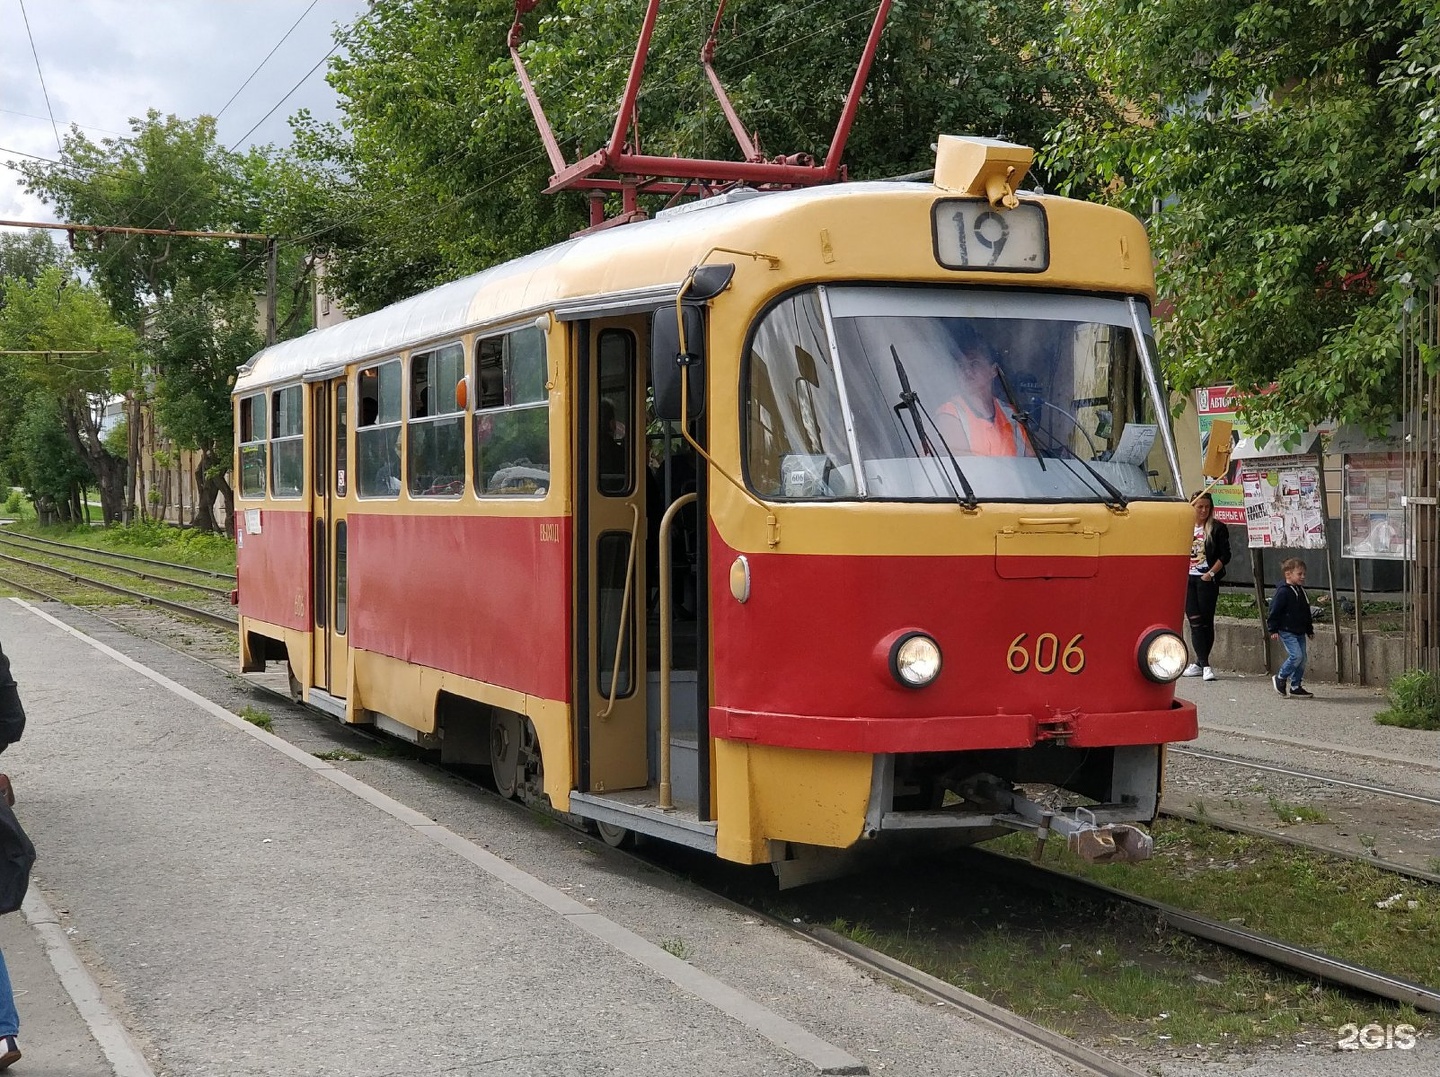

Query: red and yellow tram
left=233, top=137, right=1197, bottom=878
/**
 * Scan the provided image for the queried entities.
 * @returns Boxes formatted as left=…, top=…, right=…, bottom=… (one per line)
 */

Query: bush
left=1374, top=670, right=1440, bottom=731
left=2, top=490, right=23, bottom=517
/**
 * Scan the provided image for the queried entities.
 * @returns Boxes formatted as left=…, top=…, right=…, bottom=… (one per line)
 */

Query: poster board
left=1238, top=455, right=1326, bottom=549
left=1195, top=386, right=1245, bottom=524
left=1342, top=452, right=1409, bottom=559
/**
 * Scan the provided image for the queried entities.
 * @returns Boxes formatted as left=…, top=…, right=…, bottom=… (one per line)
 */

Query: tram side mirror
left=1202, top=418, right=1234, bottom=479
left=651, top=304, right=707, bottom=422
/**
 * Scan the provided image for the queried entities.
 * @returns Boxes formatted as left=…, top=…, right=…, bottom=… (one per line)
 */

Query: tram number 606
left=1007, top=633, right=1085, bottom=675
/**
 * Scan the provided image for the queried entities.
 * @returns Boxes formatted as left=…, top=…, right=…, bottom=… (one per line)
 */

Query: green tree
left=0, top=230, right=63, bottom=294
left=14, top=112, right=262, bottom=325
left=15, top=113, right=316, bottom=529
left=0, top=268, right=138, bottom=523
left=0, top=229, right=67, bottom=487
left=145, top=285, right=262, bottom=534
left=14, top=393, right=93, bottom=524
left=1046, top=0, right=1440, bottom=431
left=299, top=0, right=1092, bottom=311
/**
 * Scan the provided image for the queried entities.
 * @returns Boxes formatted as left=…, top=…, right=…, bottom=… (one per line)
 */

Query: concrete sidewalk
left=0, top=891, right=113, bottom=1076
left=0, top=596, right=1086, bottom=1077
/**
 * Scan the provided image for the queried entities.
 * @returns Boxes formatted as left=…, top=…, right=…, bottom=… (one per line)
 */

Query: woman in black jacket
left=1184, top=492, right=1232, bottom=681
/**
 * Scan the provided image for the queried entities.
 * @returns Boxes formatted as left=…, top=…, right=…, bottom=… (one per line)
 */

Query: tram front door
left=579, top=320, right=649, bottom=793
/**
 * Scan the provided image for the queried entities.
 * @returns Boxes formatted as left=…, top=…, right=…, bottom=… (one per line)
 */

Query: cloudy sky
left=1, top=0, right=371, bottom=224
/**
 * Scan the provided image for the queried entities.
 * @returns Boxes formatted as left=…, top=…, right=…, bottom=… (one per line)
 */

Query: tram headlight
left=1138, top=629, right=1188, bottom=683
left=890, top=633, right=942, bottom=688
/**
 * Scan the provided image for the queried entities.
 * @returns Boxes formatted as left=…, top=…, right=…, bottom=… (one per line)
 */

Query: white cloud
left=1, top=0, right=370, bottom=223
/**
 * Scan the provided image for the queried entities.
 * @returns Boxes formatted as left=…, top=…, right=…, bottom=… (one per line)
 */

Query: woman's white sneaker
left=1202, top=666, right=1217, bottom=681
left=1182, top=663, right=1203, bottom=677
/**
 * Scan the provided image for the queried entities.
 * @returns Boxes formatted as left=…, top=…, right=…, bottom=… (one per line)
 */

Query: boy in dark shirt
left=1266, top=558, right=1315, bottom=698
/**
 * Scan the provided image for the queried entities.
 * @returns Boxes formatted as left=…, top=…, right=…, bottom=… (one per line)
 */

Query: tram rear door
left=577, top=321, right=650, bottom=792
left=308, top=379, right=350, bottom=700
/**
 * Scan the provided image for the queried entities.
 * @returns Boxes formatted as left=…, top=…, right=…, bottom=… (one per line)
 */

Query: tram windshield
left=743, top=286, right=1182, bottom=503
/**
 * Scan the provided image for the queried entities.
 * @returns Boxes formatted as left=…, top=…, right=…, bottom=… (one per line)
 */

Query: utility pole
left=0, top=219, right=280, bottom=341
left=266, top=236, right=278, bottom=346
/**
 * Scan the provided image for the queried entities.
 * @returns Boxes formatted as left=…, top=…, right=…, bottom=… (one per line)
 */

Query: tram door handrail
left=597, top=503, right=640, bottom=720
left=658, top=492, right=698, bottom=810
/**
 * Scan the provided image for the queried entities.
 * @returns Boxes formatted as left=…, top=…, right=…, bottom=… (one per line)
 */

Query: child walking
left=1266, top=557, right=1315, bottom=698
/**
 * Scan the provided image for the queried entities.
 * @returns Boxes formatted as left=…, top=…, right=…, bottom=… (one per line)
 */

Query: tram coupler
left=1066, top=822, right=1153, bottom=863
left=997, top=798, right=1155, bottom=864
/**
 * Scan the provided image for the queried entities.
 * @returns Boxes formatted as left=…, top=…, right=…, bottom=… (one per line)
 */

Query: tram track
left=975, top=849, right=1440, bottom=1014
left=0, top=531, right=235, bottom=597
left=0, top=528, right=235, bottom=581
left=0, top=549, right=236, bottom=629
left=1162, top=742, right=1440, bottom=883
left=1171, top=745, right=1440, bottom=809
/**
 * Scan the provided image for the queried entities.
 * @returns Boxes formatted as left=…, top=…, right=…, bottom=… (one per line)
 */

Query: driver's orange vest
left=938, top=396, right=1028, bottom=456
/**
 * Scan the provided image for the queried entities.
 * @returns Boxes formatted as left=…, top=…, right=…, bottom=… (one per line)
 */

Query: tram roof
left=234, top=181, right=1139, bottom=393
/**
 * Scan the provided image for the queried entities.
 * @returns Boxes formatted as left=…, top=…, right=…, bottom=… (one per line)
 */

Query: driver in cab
left=934, top=327, right=1034, bottom=457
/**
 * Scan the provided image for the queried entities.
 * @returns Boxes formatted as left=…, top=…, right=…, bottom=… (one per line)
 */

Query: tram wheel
left=489, top=709, right=523, bottom=799
left=286, top=662, right=303, bottom=703
left=595, top=821, right=634, bottom=849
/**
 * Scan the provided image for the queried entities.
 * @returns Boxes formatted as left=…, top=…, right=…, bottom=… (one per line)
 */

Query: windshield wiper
left=891, top=346, right=978, bottom=507
left=992, top=364, right=1047, bottom=473
left=996, top=371, right=1129, bottom=511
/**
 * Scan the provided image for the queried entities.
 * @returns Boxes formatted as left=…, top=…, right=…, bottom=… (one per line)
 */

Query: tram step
left=568, top=789, right=717, bottom=853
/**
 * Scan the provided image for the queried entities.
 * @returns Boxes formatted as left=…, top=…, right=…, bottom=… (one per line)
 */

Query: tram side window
left=238, top=393, right=266, bottom=498
left=408, top=342, right=466, bottom=498
left=597, top=330, right=634, bottom=496
left=474, top=326, right=550, bottom=497
left=335, top=382, right=348, bottom=497
left=270, top=385, right=304, bottom=498
left=357, top=359, right=402, bottom=498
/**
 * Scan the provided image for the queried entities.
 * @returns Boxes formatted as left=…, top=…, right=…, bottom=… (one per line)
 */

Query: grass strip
left=7, top=520, right=235, bottom=575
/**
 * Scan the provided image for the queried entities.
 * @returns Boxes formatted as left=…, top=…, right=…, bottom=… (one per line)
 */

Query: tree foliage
left=14, top=112, right=317, bottom=530
left=146, top=284, right=263, bottom=533
left=0, top=268, right=137, bottom=522
left=1046, top=0, right=1440, bottom=430
left=298, top=0, right=1095, bottom=312
left=0, top=231, right=64, bottom=294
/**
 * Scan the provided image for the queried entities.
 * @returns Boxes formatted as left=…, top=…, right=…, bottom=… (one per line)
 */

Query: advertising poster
left=1195, top=385, right=1245, bottom=524
left=1238, top=456, right=1326, bottom=550
left=1342, top=452, right=1409, bottom=559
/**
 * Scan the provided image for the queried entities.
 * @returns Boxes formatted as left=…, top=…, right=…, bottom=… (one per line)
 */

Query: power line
left=228, top=44, right=339, bottom=152
left=216, top=0, right=319, bottom=124
left=16, top=0, right=62, bottom=153
left=0, top=109, right=124, bottom=139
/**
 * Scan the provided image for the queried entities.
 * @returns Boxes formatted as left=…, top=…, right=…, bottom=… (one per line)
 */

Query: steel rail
left=0, top=532, right=233, bottom=597
left=0, top=552, right=237, bottom=630
left=0, top=530, right=235, bottom=582
left=1172, top=746, right=1440, bottom=808
left=1162, top=806, right=1440, bottom=886
left=981, top=851, right=1440, bottom=1014
left=798, top=925, right=1148, bottom=1077
left=0, top=571, right=57, bottom=603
